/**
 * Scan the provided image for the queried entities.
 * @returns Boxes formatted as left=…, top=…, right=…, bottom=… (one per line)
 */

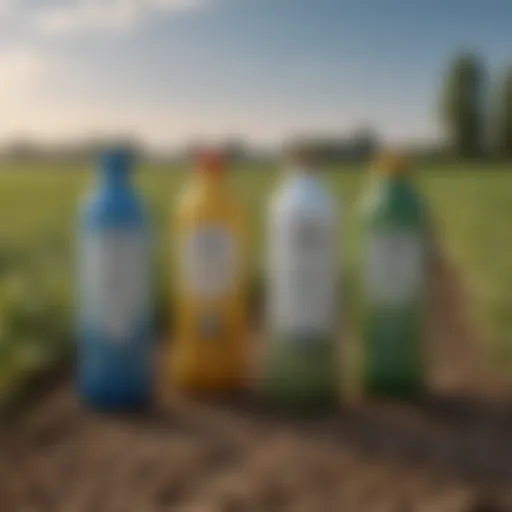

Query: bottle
left=359, top=151, right=428, bottom=400
left=262, top=149, right=339, bottom=411
left=171, top=151, right=248, bottom=396
left=77, top=148, right=154, bottom=410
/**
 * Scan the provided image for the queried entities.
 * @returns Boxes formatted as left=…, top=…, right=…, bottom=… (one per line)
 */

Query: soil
left=1, top=242, right=512, bottom=512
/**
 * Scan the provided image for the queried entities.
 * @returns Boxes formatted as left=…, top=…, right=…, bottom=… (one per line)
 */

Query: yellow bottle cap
left=375, top=150, right=410, bottom=176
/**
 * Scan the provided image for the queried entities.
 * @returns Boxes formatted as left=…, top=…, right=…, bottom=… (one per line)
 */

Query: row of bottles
left=77, top=147, right=428, bottom=411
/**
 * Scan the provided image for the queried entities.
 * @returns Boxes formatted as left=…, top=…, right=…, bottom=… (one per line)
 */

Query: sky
left=0, top=0, right=510, bottom=150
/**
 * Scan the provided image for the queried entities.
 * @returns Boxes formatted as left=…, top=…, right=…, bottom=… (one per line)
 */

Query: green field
left=0, top=161, right=511, bottom=402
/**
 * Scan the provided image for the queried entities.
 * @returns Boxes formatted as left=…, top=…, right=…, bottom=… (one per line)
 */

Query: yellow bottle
left=171, top=151, right=248, bottom=396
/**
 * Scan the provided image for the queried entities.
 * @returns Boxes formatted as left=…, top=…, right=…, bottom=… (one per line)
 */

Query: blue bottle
left=77, top=148, right=154, bottom=411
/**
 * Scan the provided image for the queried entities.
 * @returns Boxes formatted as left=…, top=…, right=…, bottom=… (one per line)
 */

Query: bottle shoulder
left=360, top=179, right=427, bottom=226
left=271, top=175, right=337, bottom=220
left=81, top=186, right=148, bottom=227
left=175, top=182, right=244, bottom=227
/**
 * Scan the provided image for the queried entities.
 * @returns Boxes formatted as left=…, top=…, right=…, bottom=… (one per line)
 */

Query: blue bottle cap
left=100, top=147, right=133, bottom=173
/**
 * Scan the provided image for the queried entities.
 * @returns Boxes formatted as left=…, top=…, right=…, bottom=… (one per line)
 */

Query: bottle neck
left=289, top=165, right=316, bottom=177
left=98, top=149, right=133, bottom=191
left=194, top=170, right=226, bottom=193
left=380, top=172, right=410, bottom=187
left=286, top=166, right=319, bottom=186
left=101, top=166, right=132, bottom=190
left=376, top=173, right=415, bottom=203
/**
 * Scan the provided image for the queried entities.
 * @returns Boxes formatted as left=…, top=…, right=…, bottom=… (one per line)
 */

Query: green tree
left=441, top=53, right=486, bottom=158
left=495, top=67, right=512, bottom=158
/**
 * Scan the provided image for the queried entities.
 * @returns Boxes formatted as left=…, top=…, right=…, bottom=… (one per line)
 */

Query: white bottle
left=263, top=161, right=340, bottom=408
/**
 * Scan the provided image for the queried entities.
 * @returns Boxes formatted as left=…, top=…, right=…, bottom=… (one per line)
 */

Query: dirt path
left=1, top=240, right=512, bottom=511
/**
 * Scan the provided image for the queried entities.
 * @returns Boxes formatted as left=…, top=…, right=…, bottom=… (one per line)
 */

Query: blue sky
left=0, top=0, right=510, bottom=149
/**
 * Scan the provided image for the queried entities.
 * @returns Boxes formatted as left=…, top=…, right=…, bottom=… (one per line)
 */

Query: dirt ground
left=1, top=243, right=512, bottom=512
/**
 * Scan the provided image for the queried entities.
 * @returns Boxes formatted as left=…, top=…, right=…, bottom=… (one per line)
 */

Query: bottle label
left=269, top=214, right=336, bottom=337
left=81, top=229, right=150, bottom=342
left=364, top=228, right=424, bottom=305
left=181, top=225, right=238, bottom=299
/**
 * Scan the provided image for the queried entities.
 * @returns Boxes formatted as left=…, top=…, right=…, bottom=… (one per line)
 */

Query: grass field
left=0, top=160, right=511, bottom=402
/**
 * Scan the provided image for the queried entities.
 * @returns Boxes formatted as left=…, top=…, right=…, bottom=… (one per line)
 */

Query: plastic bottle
left=171, top=151, right=248, bottom=396
left=359, top=151, right=428, bottom=399
left=262, top=151, right=340, bottom=411
left=77, top=148, right=154, bottom=410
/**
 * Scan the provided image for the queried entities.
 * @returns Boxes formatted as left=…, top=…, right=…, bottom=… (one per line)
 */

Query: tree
left=441, top=53, right=486, bottom=158
left=495, top=67, right=512, bottom=158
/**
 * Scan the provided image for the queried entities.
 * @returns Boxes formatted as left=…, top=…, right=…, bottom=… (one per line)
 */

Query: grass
left=0, top=160, right=511, bottom=401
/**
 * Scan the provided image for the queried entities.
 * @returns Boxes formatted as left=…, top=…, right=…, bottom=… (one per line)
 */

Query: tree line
left=442, top=53, right=512, bottom=159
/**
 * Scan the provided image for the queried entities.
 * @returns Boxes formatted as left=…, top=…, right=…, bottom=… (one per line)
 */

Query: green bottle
left=359, top=152, right=428, bottom=400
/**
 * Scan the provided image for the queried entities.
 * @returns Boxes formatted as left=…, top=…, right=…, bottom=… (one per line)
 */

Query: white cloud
left=0, top=47, right=56, bottom=139
left=0, top=47, right=49, bottom=94
left=32, top=0, right=210, bottom=36
left=0, top=45, right=195, bottom=148
left=35, top=2, right=138, bottom=35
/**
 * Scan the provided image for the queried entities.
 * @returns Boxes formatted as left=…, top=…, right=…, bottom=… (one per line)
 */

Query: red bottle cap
left=196, top=149, right=226, bottom=175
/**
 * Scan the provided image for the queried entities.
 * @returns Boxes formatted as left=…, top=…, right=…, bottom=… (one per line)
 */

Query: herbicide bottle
left=262, top=153, right=339, bottom=410
left=171, top=151, right=248, bottom=395
left=359, top=152, right=428, bottom=399
left=77, top=148, right=154, bottom=410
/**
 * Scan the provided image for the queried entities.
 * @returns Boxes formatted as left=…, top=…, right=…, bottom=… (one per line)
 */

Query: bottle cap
left=100, top=146, right=132, bottom=172
left=375, top=150, right=410, bottom=176
left=196, top=149, right=226, bottom=175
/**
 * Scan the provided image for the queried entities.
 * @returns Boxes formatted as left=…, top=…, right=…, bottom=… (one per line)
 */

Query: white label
left=82, top=230, right=150, bottom=341
left=269, top=214, right=336, bottom=336
left=181, top=225, right=238, bottom=299
left=364, top=228, right=424, bottom=305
